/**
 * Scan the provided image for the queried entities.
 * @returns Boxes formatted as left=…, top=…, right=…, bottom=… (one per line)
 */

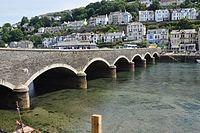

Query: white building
left=170, top=29, right=197, bottom=52
left=160, top=0, right=185, bottom=6
left=88, top=15, right=109, bottom=26
left=126, top=22, right=146, bottom=42
left=62, top=19, right=88, bottom=29
left=139, top=0, right=152, bottom=7
left=198, top=28, right=200, bottom=51
left=99, top=32, right=125, bottom=42
left=147, top=29, right=169, bottom=46
left=171, top=8, right=197, bottom=21
left=109, top=11, right=132, bottom=25
left=139, top=11, right=154, bottom=22
left=155, top=9, right=170, bottom=22
left=9, top=41, right=34, bottom=48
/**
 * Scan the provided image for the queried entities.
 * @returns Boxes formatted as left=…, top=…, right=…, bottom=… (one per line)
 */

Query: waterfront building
left=108, top=11, right=132, bottom=25
left=52, top=40, right=97, bottom=49
left=155, top=9, right=170, bottom=22
left=159, top=0, right=185, bottom=6
left=101, top=32, right=125, bottom=42
left=126, top=22, right=146, bottom=42
left=170, top=29, right=197, bottom=52
left=139, top=10, right=154, bottom=22
left=171, top=8, right=197, bottom=21
left=198, top=28, right=200, bottom=51
left=139, top=0, right=152, bottom=7
left=88, top=14, right=109, bottom=26
left=9, top=40, right=34, bottom=48
left=147, top=29, right=169, bottom=46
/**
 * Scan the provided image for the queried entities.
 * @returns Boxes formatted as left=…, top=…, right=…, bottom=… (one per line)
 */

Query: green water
left=1, top=63, right=200, bottom=133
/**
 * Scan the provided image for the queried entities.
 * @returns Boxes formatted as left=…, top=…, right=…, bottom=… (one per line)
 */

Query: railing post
left=91, top=114, right=102, bottom=133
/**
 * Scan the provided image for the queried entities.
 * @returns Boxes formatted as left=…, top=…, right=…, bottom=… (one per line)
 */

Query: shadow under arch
left=132, top=54, right=144, bottom=67
left=113, top=56, right=131, bottom=72
left=25, top=64, right=79, bottom=96
left=84, top=58, right=112, bottom=79
left=144, top=52, right=153, bottom=64
left=153, top=52, right=160, bottom=61
left=0, top=85, right=15, bottom=109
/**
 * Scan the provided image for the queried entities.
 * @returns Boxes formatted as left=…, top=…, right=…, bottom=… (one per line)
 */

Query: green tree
left=60, top=13, right=73, bottom=22
left=0, top=40, right=5, bottom=47
left=3, top=23, right=11, bottom=28
left=177, top=18, right=193, bottom=29
left=180, top=0, right=193, bottom=8
left=9, top=29, right=24, bottom=41
left=40, top=17, right=52, bottom=27
left=21, top=16, right=29, bottom=26
left=148, top=0, right=161, bottom=11
left=29, top=35, right=42, bottom=48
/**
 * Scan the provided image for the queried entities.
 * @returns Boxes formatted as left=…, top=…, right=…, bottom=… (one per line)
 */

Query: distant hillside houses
left=147, top=29, right=169, bottom=45
left=108, top=11, right=132, bottom=25
left=139, top=8, right=197, bottom=22
left=9, top=40, right=34, bottom=48
left=42, top=31, right=125, bottom=48
left=126, top=22, right=146, bottom=42
left=171, top=8, right=197, bottom=21
left=62, top=19, right=88, bottom=29
left=88, top=14, right=109, bottom=26
left=139, top=0, right=185, bottom=7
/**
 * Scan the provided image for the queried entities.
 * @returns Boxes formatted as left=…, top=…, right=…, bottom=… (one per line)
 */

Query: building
left=171, top=8, right=197, bottom=21
left=88, top=15, right=109, bottom=26
left=160, top=0, right=185, bottom=6
left=198, top=28, right=200, bottom=51
left=139, top=0, right=152, bottom=7
left=62, top=19, right=88, bottom=29
left=38, top=26, right=66, bottom=33
left=139, top=11, right=154, bottom=22
left=155, top=9, right=170, bottom=22
left=100, top=32, right=125, bottom=42
left=9, top=41, right=34, bottom=48
left=147, top=29, right=169, bottom=46
left=126, top=22, right=146, bottom=42
left=170, top=29, right=197, bottom=52
left=109, top=11, right=132, bottom=25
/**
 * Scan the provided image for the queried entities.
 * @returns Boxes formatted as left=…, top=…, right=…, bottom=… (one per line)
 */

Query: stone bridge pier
left=0, top=48, right=161, bottom=109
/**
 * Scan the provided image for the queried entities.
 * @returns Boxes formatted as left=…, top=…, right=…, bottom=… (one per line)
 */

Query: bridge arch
left=83, top=58, right=115, bottom=79
left=132, top=54, right=145, bottom=67
left=113, top=56, right=132, bottom=72
left=0, top=80, right=15, bottom=90
left=24, top=64, right=78, bottom=87
left=83, top=58, right=111, bottom=72
left=113, top=56, right=130, bottom=65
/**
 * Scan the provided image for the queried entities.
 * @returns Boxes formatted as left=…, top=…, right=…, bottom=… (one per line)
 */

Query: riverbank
left=158, top=53, right=200, bottom=63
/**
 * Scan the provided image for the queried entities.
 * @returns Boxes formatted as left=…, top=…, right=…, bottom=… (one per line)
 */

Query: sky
left=0, top=0, right=100, bottom=26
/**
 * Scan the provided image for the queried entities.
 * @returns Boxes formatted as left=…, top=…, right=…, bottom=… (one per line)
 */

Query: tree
left=61, top=13, right=73, bottom=22
left=3, top=23, right=11, bottom=28
left=29, top=35, right=42, bottom=48
left=40, top=17, right=52, bottom=27
left=9, top=29, right=24, bottom=41
left=148, top=0, right=161, bottom=11
left=180, top=0, right=193, bottom=8
left=177, top=18, right=193, bottom=29
left=0, top=40, right=5, bottom=47
left=21, top=16, right=29, bottom=26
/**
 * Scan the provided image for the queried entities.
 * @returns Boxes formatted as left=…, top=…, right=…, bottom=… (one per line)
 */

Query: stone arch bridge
left=0, top=48, right=161, bottom=109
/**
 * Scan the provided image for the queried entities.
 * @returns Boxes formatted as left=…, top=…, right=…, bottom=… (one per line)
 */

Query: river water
left=1, top=63, right=200, bottom=133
